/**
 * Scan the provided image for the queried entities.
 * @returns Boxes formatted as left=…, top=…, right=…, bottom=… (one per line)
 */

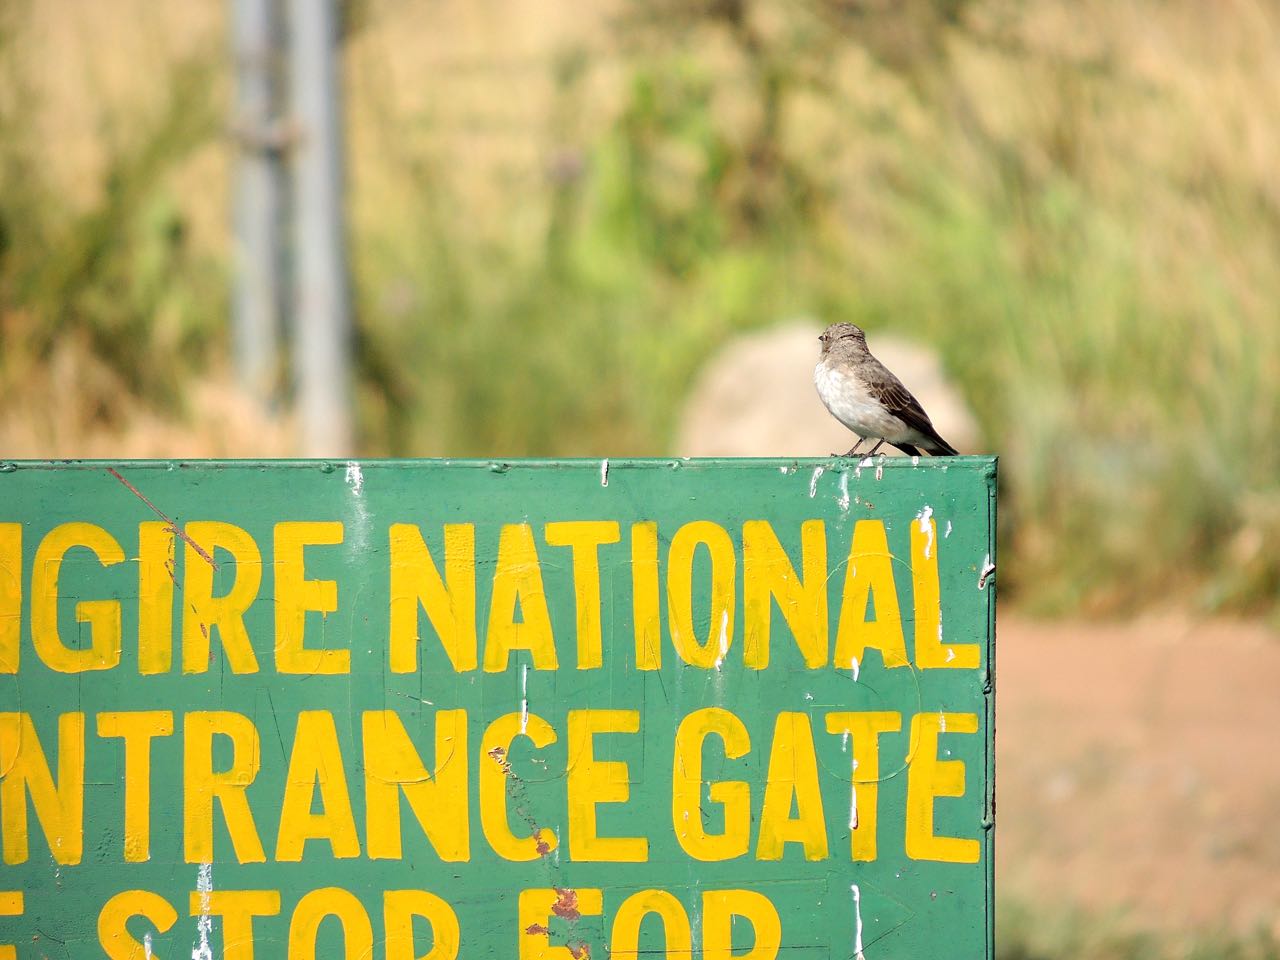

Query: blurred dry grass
left=1, top=0, right=1278, bottom=617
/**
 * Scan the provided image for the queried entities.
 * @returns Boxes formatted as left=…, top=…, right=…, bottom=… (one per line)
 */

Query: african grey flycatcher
left=814, top=322, right=959, bottom=457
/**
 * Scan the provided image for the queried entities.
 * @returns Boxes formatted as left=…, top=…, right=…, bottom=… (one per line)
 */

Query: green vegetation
left=1, top=0, right=1278, bottom=617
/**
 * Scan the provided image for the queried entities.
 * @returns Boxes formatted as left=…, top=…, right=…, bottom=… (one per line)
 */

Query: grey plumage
left=813, top=322, right=958, bottom=457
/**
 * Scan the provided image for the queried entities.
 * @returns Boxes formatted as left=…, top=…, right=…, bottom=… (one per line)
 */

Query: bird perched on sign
left=814, top=322, right=959, bottom=458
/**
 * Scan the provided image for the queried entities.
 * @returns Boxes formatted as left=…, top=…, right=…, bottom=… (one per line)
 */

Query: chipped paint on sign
left=809, top=466, right=824, bottom=497
left=713, top=609, right=730, bottom=670
left=192, top=862, right=213, bottom=960
left=979, top=553, right=996, bottom=590
left=345, top=460, right=365, bottom=496
left=849, top=758, right=860, bottom=830
left=852, top=883, right=867, bottom=960
left=918, top=505, right=935, bottom=559
left=520, top=662, right=530, bottom=734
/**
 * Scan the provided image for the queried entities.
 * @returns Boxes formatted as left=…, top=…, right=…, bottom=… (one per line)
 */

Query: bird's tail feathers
left=922, top=431, right=959, bottom=456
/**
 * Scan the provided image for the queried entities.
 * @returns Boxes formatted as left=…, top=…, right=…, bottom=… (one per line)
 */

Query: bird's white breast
left=813, top=359, right=905, bottom=440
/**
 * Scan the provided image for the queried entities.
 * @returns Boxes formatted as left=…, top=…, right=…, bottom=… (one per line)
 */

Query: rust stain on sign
left=105, top=466, right=219, bottom=569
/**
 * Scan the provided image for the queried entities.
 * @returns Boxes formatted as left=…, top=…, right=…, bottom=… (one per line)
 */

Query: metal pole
left=287, top=0, right=354, bottom=457
left=230, top=0, right=285, bottom=409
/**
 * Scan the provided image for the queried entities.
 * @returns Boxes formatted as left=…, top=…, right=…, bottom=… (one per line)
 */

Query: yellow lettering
left=389, top=524, right=477, bottom=673
left=183, top=711, right=265, bottom=863
left=275, top=711, right=360, bottom=861
left=0, top=712, right=83, bottom=864
left=631, top=522, right=661, bottom=670
left=0, top=524, right=21, bottom=673
left=97, top=710, right=173, bottom=862
left=743, top=520, right=827, bottom=669
left=362, top=709, right=469, bottom=862
left=833, top=520, right=907, bottom=670
left=194, top=890, right=280, bottom=960
left=484, top=524, right=557, bottom=672
left=667, top=521, right=735, bottom=669
left=905, top=712, right=981, bottom=863
left=610, top=889, right=691, bottom=958
left=566, top=709, right=647, bottom=862
left=517, top=887, right=602, bottom=960
left=0, top=890, right=22, bottom=960
left=702, top=890, right=781, bottom=960
left=824, top=711, right=901, bottom=861
left=288, top=887, right=373, bottom=960
left=756, top=712, right=826, bottom=861
left=182, top=522, right=261, bottom=674
left=275, top=521, right=347, bottom=674
left=672, top=708, right=750, bottom=861
left=31, top=523, right=124, bottom=672
left=384, top=889, right=461, bottom=960
left=544, top=521, right=620, bottom=669
left=911, top=513, right=978, bottom=669
left=480, top=713, right=558, bottom=861
left=98, top=890, right=177, bottom=960
left=138, top=522, right=176, bottom=674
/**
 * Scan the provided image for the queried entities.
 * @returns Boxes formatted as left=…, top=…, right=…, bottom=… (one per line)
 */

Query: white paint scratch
left=345, top=461, right=371, bottom=551
left=849, top=758, right=860, bottom=830
left=192, top=863, right=213, bottom=960
left=874, top=463, right=883, bottom=482
left=978, top=554, right=996, bottom=590
left=809, top=466, right=824, bottom=498
left=916, top=505, right=935, bottom=559
left=344, top=461, right=364, bottom=496
left=939, top=712, right=947, bottom=733
left=944, top=520, right=953, bottom=539
left=520, top=663, right=529, bottom=734
left=144, top=932, right=153, bottom=960
left=850, top=657, right=861, bottom=683
left=713, top=610, right=730, bottom=669
left=600, top=458, right=609, bottom=487
left=946, top=647, right=956, bottom=663
left=838, top=472, right=850, bottom=511
left=851, top=884, right=867, bottom=960
left=842, top=731, right=849, bottom=753
left=911, top=456, right=920, bottom=466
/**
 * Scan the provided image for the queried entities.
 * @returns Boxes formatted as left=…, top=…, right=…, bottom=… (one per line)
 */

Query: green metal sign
left=0, top=457, right=996, bottom=959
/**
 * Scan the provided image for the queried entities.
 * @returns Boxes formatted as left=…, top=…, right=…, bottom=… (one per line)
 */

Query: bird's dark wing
left=866, top=362, right=960, bottom=456
left=866, top=369, right=936, bottom=435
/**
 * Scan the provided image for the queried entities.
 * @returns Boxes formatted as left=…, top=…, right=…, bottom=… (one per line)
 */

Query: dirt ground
left=996, top=613, right=1280, bottom=935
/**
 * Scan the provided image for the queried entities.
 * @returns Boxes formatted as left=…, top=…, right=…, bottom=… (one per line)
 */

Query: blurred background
left=1, top=0, right=1278, bottom=955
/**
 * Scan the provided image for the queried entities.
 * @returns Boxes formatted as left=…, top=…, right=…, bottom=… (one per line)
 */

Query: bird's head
left=818, top=322, right=867, bottom=355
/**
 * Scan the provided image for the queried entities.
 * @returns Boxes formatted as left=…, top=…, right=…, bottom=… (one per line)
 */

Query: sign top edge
left=0, top=455, right=998, bottom=472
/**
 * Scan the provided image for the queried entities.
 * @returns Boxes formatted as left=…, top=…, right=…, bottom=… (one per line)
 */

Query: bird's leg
left=843, top=437, right=866, bottom=458
left=865, top=439, right=887, bottom=457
